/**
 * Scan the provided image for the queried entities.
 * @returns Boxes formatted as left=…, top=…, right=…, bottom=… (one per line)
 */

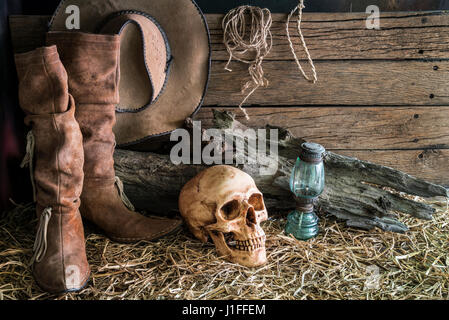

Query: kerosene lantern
left=285, top=142, right=325, bottom=240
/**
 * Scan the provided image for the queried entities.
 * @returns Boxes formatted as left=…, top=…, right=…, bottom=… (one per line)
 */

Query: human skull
left=179, top=165, right=268, bottom=267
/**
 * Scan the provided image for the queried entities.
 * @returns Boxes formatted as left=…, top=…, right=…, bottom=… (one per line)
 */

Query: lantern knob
left=300, top=142, right=325, bottom=163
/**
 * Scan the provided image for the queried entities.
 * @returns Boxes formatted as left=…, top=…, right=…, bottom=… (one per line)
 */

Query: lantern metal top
left=300, top=142, right=325, bottom=163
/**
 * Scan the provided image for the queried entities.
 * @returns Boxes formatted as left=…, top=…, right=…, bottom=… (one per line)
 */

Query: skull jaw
left=209, top=231, right=267, bottom=267
left=228, top=247, right=267, bottom=268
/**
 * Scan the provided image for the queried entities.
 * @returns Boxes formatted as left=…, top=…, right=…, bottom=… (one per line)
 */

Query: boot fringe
left=115, top=176, right=136, bottom=211
left=29, top=207, right=52, bottom=266
left=21, top=131, right=36, bottom=202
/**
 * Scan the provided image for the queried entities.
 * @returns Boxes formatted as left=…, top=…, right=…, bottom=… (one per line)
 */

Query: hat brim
left=49, top=0, right=211, bottom=148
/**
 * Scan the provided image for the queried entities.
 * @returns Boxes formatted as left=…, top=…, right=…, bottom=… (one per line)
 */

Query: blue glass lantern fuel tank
left=285, top=142, right=325, bottom=241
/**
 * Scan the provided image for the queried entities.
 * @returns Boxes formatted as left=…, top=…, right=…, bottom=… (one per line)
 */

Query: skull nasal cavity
left=246, top=207, right=257, bottom=225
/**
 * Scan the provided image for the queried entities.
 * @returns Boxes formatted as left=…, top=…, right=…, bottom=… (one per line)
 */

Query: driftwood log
left=114, top=111, right=448, bottom=234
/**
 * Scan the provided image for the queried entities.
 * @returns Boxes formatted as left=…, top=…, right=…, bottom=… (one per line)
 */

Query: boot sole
left=34, top=268, right=91, bottom=295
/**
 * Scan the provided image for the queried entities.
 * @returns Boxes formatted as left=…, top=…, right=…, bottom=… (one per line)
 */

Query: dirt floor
left=0, top=198, right=448, bottom=300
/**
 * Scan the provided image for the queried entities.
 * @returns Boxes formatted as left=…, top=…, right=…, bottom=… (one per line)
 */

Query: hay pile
left=1, top=198, right=448, bottom=300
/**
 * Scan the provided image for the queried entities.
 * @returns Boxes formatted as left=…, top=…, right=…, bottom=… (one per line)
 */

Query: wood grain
left=12, top=15, right=449, bottom=107
left=338, top=149, right=449, bottom=185
left=208, top=12, right=449, bottom=60
left=8, top=14, right=449, bottom=184
left=9, top=16, right=449, bottom=107
left=205, top=60, right=449, bottom=106
left=195, top=106, right=449, bottom=149
left=10, top=12, right=449, bottom=60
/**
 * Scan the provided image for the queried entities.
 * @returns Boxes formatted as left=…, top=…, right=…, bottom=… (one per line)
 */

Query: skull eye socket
left=248, top=193, right=264, bottom=211
left=221, top=200, right=240, bottom=220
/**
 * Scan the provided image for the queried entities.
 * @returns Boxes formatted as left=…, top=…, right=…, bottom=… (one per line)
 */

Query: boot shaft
left=46, top=32, right=121, bottom=183
left=15, top=46, right=85, bottom=210
left=15, top=46, right=69, bottom=115
left=46, top=32, right=120, bottom=106
left=15, top=46, right=90, bottom=293
left=25, top=101, right=84, bottom=212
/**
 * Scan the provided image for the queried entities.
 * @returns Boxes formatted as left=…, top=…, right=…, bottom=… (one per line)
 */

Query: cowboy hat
left=49, top=0, right=211, bottom=149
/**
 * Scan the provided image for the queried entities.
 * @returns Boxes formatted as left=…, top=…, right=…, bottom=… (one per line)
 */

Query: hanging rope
left=286, top=0, right=317, bottom=83
left=115, top=176, right=136, bottom=211
left=21, top=131, right=36, bottom=202
left=29, top=207, right=52, bottom=266
left=222, top=6, right=273, bottom=120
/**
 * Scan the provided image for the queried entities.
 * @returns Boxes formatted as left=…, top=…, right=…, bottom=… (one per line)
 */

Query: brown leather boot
left=15, top=46, right=90, bottom=293
left=46, top=32, right=182, bottom=243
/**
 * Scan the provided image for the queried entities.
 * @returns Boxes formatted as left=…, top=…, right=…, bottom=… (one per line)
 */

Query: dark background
left=12, top=0, right=449, bottom=14
left=2, top=0, right=449, bottom=212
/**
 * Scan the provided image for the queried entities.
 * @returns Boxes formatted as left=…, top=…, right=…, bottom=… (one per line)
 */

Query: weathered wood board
left=10, top=12, right=449, bottom=60
left=337, top=149, right=449, bottom=185
left=205, top=60, right=448, bottom=106
left=208, top=12, right=449, bottom=60
left=8, top=13, right=449, bottom=185
left=195, top=107, right=449, bottom=150
left=196, top=107, right=449, bottom=184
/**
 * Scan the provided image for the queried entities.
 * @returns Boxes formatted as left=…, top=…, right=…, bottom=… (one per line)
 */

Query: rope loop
left=286, top=0, right=318, bottom=83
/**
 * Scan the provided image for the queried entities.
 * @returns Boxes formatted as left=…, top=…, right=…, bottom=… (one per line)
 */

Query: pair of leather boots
left=15, top=32, right=181, bottom=294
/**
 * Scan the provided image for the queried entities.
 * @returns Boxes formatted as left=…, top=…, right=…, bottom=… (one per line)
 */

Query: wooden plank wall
left=202, top=12, right=449, bottom=186
left=9, top=12, right=449, bottom=185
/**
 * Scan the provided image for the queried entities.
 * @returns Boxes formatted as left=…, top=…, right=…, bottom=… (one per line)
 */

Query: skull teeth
left=226, top=235, right=266, bottom=252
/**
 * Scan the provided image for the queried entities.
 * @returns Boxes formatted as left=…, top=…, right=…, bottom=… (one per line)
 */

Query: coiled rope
left=222, top=6, right=273, bottom=120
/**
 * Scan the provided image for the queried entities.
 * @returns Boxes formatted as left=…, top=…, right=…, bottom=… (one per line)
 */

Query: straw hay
left=1, top=198, right=448, bottom=300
